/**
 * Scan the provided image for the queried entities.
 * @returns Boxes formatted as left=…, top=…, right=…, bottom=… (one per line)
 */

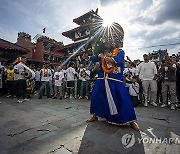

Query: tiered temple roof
left=73, top=9, right=100, bottom=25
left=61, top=8, right=102, bottom=54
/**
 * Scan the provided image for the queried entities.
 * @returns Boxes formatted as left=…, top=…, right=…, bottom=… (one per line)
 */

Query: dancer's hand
left=104, top=57, right=115, bottom=63
left=98, top=53, right=104, bottom=59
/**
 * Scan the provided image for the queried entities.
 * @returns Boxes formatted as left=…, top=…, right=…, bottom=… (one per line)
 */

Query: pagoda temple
left=58, top=8, right=102, bottom=55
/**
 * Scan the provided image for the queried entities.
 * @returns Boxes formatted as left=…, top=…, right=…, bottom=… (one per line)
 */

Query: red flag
left=43, top=27, right=46, bottom=33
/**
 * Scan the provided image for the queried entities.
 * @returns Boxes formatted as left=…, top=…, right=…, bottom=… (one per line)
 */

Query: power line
left=138, top=42, right=180, bottom=49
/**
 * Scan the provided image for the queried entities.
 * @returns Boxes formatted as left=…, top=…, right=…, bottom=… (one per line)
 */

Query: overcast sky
left=0, top=0, right=180, bottom=60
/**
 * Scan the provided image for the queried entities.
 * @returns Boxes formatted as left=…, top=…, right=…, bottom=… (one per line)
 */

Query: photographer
left=159, top=55, right=177, bottom=110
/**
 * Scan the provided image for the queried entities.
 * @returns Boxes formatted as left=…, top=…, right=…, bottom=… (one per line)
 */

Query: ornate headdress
left=103, top=22, right=124, bottom=48
left=93, top=22, right=124, bottom=56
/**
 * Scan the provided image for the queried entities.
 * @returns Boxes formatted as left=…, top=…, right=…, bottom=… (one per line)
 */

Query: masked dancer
left=87, top=22, right=140, bottom=131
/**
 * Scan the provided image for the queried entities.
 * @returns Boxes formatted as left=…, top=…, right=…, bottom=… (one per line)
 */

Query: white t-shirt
left=54, top=71, right=64, bottom=86
left=49, top=69, right=54, bottom=81
left=14, top=63, right=25, bottom=80
left=62, top=69, right=67, bottom=81
left=40, top=68, right=52, bottom=81
left=66, top=67, right=76, bottom=81
left=127, top=83, right=139, bottom=96
left=14, top=73, right=19, bottom=81
left=137, top=61, right=157, bottom=80
left=78, top=68, right=85, bottom=81
left=123, top=67, right=137, bottom=81
left=85, top=69, right=90, bottom=81
left=35, top=70, right=41, bottom=81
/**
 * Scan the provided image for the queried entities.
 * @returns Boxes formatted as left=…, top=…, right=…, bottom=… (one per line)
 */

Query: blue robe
left=90, top=49, right=136, bottom=124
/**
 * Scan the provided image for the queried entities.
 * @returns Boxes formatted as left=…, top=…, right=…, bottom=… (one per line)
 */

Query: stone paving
left=0, top=96, right=179, bottom=154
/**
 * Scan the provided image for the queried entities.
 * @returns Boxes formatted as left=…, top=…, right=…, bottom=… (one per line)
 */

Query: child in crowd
left=6, top=64, right=14, bottom=98
left=126, top=76, right=140, bottom=107
left=26, top=79, right=33, bottom=99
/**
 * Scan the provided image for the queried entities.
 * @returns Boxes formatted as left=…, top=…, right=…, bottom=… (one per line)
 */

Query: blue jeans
left=39, top=81, right=50, bottom=97
left=80, top=80, right=90, bottom=97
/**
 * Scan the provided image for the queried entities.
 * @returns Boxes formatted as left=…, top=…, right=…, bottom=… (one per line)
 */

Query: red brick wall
left=16, top=35, right=34, bottom=59
left=32, top=41, right=44, bottom=62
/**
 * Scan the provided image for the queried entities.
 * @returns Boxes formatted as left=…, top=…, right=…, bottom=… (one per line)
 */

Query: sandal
left=86, top=116, right=98, bottom=122
left=130, top=122, right=140, bottom=132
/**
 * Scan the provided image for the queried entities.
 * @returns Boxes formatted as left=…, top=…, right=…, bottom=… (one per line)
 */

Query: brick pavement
left=0, top=96, right=179, bottom=154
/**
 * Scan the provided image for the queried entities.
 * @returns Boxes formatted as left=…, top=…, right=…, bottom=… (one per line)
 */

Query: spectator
left=176, top=60, right=180, bottom=109
left=159, top=55, right=177, bottom=110
left=126, top=76, right=140, bottom=107
left=49, top=64, right=54, bottom=96
left=137, top=54, right=158, bottom=107
left=79, top=66, right=90, bottom=99
left=34, top=67, right=41, bottom=92
left=6, top=64, right=14, bottom=98
left=39, top=63, right=52, bottom=99
left=14, top=56, right=27, bottom=103
left=62, top=65, right=67, bottom=98
left=77, top=64, right=84, bottom=98
left=53, top=66, right=64, bottom=99
left=66, top=62, right=77, bottom=98
left=26, top=79, right=32, bottom=99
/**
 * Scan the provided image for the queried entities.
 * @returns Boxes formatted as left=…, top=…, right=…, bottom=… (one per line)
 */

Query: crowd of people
left=0, top=52, right=180, bottom=110
left=124, top=54, right=180, bottom=110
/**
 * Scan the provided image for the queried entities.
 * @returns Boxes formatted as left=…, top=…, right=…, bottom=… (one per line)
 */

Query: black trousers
left=157, top=80, right=162, bottom=103
left=177, top=81, right=180, bottom=103
left=130, top=96, right=139, bottom=107
left=6, top=80, right=14, bottom=95
left=17, top=79, right=26, bottom=100
left=13, top=80, right=18, bottom=97
left=77, top=80, right=82, bottom=96
left=35, top=81, right=41, bottom=91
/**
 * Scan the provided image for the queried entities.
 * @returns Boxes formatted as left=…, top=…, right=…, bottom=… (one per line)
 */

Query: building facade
left=16, top=32, right=68, bottom=66
left=1, top=9, right=103, bottom=66
left=0, top=38, right=29, bottom=63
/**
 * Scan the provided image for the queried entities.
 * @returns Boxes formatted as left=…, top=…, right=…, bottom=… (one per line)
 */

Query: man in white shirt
left=66, top=62, right=76, bottom=98
left=49, top=65, right=54, bottom=96
left=53, top=66, right=64, bottom=99
left=137, top=54, right=158, bottom=107
left=77, top=64, right=84, bottom=98
left=79, top=66, right=90, bottom=99
left=35, top=67, right=41, bottom=91
left=62, top=65, right=67, bottom=98
left=14, top=56, right=27, bottom=103
left=39, top=64, right=52, bottom=99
